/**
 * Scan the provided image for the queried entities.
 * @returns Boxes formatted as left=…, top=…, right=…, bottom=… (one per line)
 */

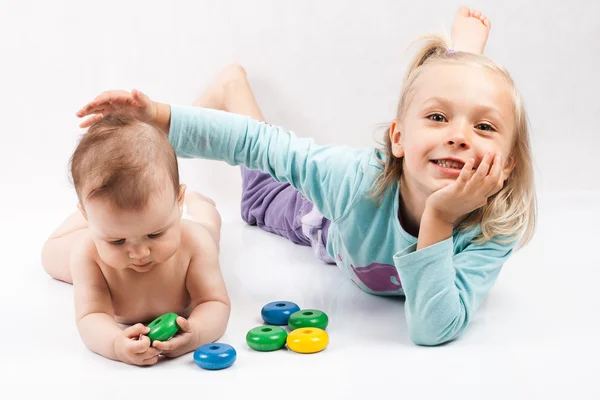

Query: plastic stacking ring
left=146, top=312, right=180, bottom=343
left=261, top=301, right=301, bottom=325
left=286, top=328, right=329, bottom=354
left=246, top=325, right=288, bottom=351
left=288, top=309, right=329, bottom=331
left=193, top=343, right=237, bottom=370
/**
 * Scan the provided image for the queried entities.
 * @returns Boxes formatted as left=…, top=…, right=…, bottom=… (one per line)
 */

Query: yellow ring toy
left=286, top=327, right=329, bottom=354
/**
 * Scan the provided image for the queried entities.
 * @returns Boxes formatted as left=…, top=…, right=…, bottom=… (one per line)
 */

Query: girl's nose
left=446, top=122, right=471, bottom=149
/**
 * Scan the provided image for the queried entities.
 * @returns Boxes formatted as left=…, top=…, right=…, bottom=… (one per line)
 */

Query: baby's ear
left=177, top=184, right=187, bottom=210
left=389, top=120, right=404, bottom=158
left=77, top=203, right=88, bottom=220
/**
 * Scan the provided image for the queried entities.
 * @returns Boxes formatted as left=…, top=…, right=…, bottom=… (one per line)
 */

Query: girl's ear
left=502, top=154, right=516, bottom=181
left=389, top=119, right=404, bottom=158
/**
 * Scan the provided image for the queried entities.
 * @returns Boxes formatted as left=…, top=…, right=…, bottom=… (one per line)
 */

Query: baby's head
left=70, top=110, right=185, bottom=272
left=374, top=35, right=536, bottom=246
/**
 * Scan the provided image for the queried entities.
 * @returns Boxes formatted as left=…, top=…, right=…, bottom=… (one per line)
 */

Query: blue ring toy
left=261, top=301, right=301, bottom=325
left=193, top=343, right=237, bottom=370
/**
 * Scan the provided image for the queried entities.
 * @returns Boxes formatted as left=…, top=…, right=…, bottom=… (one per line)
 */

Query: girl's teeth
left=435, top=160, right=462, bottom=169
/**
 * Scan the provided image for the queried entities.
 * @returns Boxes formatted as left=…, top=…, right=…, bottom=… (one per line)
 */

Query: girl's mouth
left=430, top=160, right=463, bottom=177
left=431, top=159, right=464, bottom=169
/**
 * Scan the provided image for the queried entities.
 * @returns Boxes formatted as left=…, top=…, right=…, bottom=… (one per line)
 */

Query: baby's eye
left=109, top=239, right=126, bottom=245
left=148, top=232, right=164, bottom=239
left=427, top=113, right=447, bottom=123
left=475, top=123, right=496, bottom=132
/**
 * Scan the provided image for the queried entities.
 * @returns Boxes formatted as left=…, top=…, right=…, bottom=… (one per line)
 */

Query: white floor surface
left=1, top=190, right=599, bottom=399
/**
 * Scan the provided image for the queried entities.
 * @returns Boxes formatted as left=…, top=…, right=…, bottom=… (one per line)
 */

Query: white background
left=1, top=0, right=599, bottom=398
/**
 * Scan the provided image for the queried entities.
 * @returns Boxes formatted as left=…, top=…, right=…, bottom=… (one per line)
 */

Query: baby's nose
left=129, top=246, right=150, bottom=259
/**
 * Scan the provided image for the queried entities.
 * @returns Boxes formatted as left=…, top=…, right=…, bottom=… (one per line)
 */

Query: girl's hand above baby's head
left=76, top=89, right=158, bottom=128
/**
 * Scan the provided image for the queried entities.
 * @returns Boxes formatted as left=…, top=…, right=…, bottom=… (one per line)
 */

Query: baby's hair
left=70, top=110, right=180, bottom=211
left=371, top=34, right=537, bottom=248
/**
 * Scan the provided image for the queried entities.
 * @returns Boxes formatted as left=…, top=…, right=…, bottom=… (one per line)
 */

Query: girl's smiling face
left=390, top=63, right=517, bottom=199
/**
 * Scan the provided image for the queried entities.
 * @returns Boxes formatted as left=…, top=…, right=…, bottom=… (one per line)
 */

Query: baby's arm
left=152, top=225, right=230, bottom=358
left=71, top=241, right=161, bottom=365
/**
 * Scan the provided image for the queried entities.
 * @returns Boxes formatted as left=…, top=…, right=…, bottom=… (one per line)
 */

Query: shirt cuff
left=393, top=237, right=453, bottom=271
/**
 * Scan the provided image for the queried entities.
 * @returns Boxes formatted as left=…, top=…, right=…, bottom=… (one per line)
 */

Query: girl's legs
left=191, top=64, right=325, bottom=248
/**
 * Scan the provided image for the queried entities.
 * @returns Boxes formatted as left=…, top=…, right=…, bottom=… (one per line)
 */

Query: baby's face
left=394, top=63, right=516, bottom=198
left=82, top=185, right=184, bottom=273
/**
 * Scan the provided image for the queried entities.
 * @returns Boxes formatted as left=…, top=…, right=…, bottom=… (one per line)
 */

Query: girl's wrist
left=154, top=102, right=172, bottom=136
left=417, top=205, right=455, bottom=250
left=424, top=201, right=458, bottom=227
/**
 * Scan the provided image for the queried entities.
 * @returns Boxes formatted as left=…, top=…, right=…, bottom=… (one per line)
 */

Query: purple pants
left=240, top=167, right=334, bottom=264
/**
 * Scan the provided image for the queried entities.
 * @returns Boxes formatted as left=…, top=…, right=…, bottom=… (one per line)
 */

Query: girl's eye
left=148, top=232, right=164, bottom=239
left=427, top=113, right=447, bottom=123
left=110, top=239, right=126, bottom=245
left=476, top=123, right=496, bottom=132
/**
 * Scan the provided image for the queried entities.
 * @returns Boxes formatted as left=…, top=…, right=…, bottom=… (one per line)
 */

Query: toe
left=457, top=6, right=470, bottom=17
left=473, top=10, right=481, bottom=18
left=483, top=18, right=491, bottom=29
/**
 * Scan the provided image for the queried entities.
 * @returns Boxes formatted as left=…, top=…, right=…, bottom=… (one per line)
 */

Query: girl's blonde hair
left=371, top=35, right=537, bottom=248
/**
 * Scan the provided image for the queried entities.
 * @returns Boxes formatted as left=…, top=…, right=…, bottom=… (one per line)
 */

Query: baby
left=41, top=110, right=230, bottom=366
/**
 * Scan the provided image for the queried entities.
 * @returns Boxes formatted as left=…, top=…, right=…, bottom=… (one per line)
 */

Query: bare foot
left=193, top=63, right=249, bottom=110
left=451, top=6, right=491, bottom=54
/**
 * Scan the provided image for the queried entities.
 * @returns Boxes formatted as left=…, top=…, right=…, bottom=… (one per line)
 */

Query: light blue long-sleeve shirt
left=168, top=105, right=518, bottom=345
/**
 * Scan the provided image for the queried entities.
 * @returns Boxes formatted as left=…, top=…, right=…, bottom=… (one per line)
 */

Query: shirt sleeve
left=168, top=105, right=365, bottom=221
left=393, top=232, right=517, bottom=346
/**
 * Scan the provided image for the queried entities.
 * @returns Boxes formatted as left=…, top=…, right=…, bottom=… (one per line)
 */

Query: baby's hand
left=114, top=323, right=162, bottom=366
left=75, top=89, right=158, bottom=128
left=425, top=152, right=506, bottom=225
left=152, top=317, right=197, bottom=358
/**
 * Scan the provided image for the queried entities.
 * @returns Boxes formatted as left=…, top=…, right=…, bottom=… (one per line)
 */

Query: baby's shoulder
left=70, top=230, right=100, bottom=263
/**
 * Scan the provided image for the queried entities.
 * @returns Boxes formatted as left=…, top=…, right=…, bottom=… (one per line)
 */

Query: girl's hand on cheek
left=426, top=152, right=505, bottom=225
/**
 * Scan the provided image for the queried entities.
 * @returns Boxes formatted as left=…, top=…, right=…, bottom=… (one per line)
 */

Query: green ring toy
left=147, top=312, right=180, bottom=343
left=246, top=325, right=288, bottom=351
left=288, top=309, right=329, bottom=331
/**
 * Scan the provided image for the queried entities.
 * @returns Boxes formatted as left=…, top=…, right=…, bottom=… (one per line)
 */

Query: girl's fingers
left=488, top=153, right=502, bottom=180
left=132, top=89, right=150, bottom=107
left=457, top=158, right=475, bottom=186
left=471, top=152, right=493, bottom=182
left=485, top=154, right=505, bottom=197
left=76, top=90, right=136, bottom=118
left=79, top=114, right=104, bottom=128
